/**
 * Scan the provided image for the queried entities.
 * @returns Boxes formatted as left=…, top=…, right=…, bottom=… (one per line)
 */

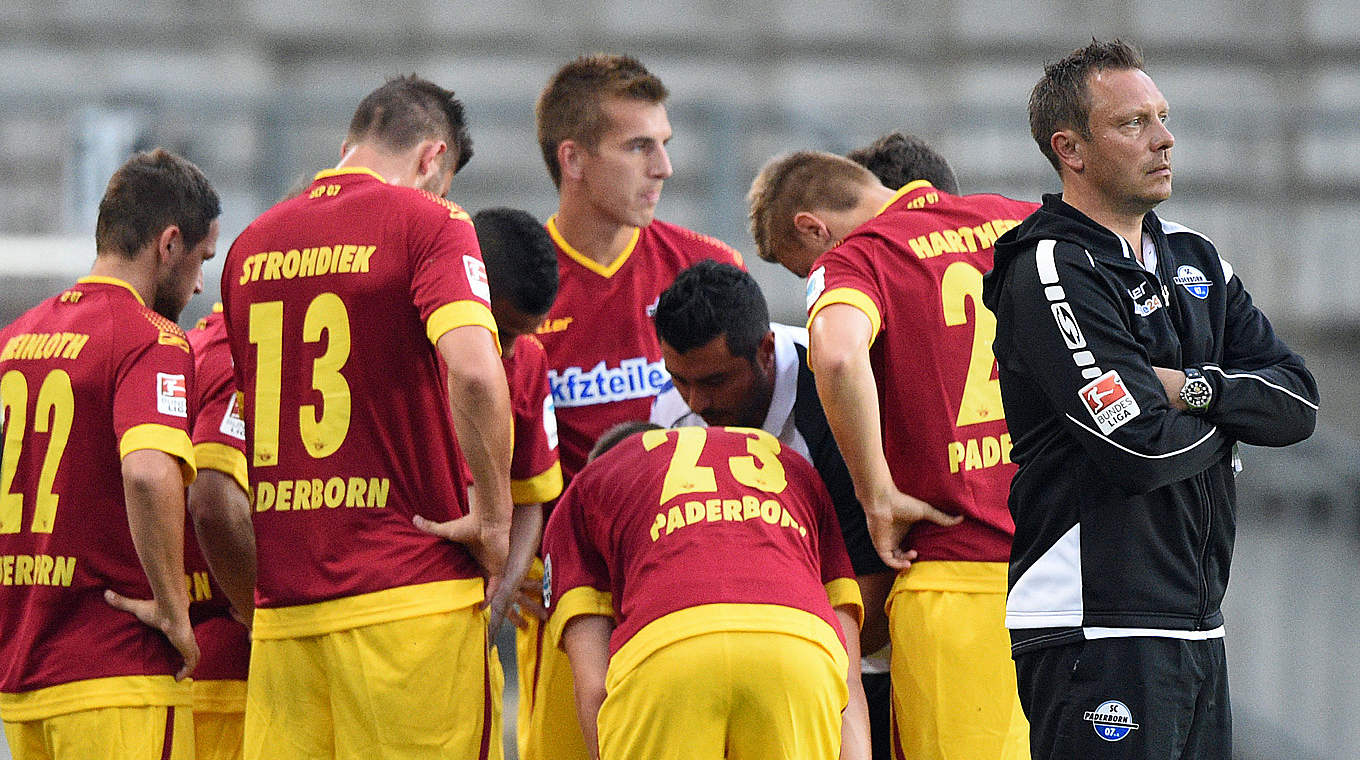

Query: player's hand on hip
left=104, top=589, right=200, bottom=680
left=863, top=488, right=962, bottom=571
left=413, top=513, right=511, bottom=578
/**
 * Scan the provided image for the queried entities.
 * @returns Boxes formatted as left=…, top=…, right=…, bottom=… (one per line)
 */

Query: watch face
left=1182, top=378, right=1212, bottom=409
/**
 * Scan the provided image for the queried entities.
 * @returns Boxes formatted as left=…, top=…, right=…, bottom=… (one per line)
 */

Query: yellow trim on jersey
left=313, top=166, right=386, bottom=183
left=193, top=442, right=248, bottom=494
left=546, top=586, right=614, bottom=650
left=425, top=300, right=499, bottom=352
left=76, top=275, right=146, bottom=306
left=807, top=288, right=883, bottom=344
left=511, top=460, right=563, bottom=505
left=120, top=424, right=196, bottom=486
left=0, top=675, right=192, bottom=722
left=546, top=215, right=640, bottom=279
left=824, top=577, right=865, bottom=629
left=893, top=560, right=1009, bottom=594
left=876, top=179, right=935, bottom=216
left=191, top=678, right=246, bottom=714
left=607, top=604, right=849, bottom=691
left=251, top=578, right=484, bottom=640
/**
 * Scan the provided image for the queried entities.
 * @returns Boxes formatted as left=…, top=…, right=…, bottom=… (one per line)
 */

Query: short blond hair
left=747, top=151, right=876, bottom=265
left=535, top=54, right=668, bottom=188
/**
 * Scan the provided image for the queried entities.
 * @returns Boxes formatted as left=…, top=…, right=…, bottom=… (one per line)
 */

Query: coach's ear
left=1052, top=129, right=1084, bottom=173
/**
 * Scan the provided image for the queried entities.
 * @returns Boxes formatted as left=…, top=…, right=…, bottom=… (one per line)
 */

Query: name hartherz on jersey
left=549, top=357, right=669, bottom=408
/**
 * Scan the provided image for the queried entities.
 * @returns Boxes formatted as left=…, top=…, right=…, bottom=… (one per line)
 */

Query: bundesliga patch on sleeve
left=1079, top=369, right=1140, bottom=434
left=156, top=373, right=188, bottom=418
left=221, top=391, right=247, bottom=440
left=463, top=255, right=491, bottom=302
left=806, top=266, right=827, bottom=312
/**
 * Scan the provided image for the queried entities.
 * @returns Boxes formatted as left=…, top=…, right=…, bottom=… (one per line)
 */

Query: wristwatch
left=1179, top=367, right=1213, bottom=412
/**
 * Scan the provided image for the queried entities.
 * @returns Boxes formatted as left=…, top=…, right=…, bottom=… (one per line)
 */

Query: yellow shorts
left=597, top=630, right=846, bottom=760
left=515, top=591, right=590, bottom=760
left=242, top=606, right=493, bottom=760
left=887, top=561, right=1029, bottom=760
left=5, top=704, right=194, bottom=760
left=193, top=679, right=245, bottom=760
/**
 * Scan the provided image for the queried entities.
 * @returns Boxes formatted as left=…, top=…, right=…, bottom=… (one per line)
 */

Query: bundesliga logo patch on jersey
left=1079, top=369, right=1140, bottom=435
left=806, top=267, right=827, bottom=312
left=221, top=391, right=246, bottom=440
left=156, top=373, right=188, bottom=418
left=1084, top=700, right=1140, bottom=742
left=463, top=255, right=490, bottom=302
left=1174, top=265, right=1212, bottom=299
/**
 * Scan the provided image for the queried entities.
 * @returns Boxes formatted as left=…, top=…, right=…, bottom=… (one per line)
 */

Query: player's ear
left=415, top=139, right=448, bottom=181
left=792, top=211, right=830, bottom=246
left=155, top=225, right=182, bottom=266
left=1052, top=130, right=1083, bottom=173
left=756, top=331, right=776, bottom=372
left=558, top=139, right=584, bottom=183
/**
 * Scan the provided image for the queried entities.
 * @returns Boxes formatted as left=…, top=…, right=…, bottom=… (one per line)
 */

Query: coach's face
left=661, top=332, right=775, bottom=429
left=579, top=97, right=673, bottom=229
left=1078, top=67, right=1174, bottom=214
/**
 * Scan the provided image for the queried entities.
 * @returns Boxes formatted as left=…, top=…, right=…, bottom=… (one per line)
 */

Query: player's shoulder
left=645, top=219, right=744, bottom=266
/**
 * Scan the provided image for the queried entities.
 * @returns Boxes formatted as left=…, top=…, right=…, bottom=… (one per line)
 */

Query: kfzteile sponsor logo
left=549, top=358, right=670, bottom=408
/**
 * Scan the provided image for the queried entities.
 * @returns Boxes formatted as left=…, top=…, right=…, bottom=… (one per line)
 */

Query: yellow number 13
left=248, top=293, right=352, bottom=467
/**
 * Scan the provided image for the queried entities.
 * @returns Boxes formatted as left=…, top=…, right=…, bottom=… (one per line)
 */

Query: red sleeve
left=508, top=338, right=562, bottom=504
left=113, top=323, right=196, bottom=484
left=542, top=473, right=614, bottom=646
left=806, top=239, right=886, bottom=341
left=188, top=321, right=247, bottom=492
left=406, top=197, right=498, bottom=346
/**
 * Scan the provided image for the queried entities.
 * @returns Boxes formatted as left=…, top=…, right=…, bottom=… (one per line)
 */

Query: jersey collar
left=546, top=215, right=640, bottom=279
left=875, top=179, right=935, bottom=216
left=76, top=275, right=146, bottom=305
left=313, top=166, right=386, bottom=183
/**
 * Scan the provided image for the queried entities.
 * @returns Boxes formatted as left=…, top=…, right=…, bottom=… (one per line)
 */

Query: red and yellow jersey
left=0, top=277, right=195, bottom=716
left=542, top=426, right=861, bottom=679
left=807, top=181, right=1038, bottom=563
left=504, top=335, right=562, bottom=505
left=222, top=167, right=497, bottom=637
left=536, top=217, right=744, bottom=482
left=184, top=307, right=249, bottom=687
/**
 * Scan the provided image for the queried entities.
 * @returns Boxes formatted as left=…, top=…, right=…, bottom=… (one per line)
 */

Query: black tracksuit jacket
left=982, top=194, right=1318, bottom=655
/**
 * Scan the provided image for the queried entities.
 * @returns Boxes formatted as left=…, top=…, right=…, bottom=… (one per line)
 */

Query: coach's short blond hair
left=747, top=151, right=877, bottom=265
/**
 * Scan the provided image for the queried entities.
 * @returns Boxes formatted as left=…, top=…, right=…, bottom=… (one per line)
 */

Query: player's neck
left=88, top=252, right=154, bottom=304
left=553, top=201, right=638, bottom=267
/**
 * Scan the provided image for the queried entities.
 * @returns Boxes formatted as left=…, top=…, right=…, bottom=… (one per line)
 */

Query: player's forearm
left=504, top=503, right=544, bottom=594
left=563, top=615, right=613, bottom=760
left=811, top=342, right=894, bottom=505
left=835, top=605, right=871, bottom=760
left=443, top=333, right=514, bottom=529
left=122, top=450, right=192, bottom=615
left=188, top=469, right=257, bottom=619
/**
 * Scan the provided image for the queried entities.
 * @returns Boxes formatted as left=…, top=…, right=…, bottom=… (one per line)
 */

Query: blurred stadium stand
left=1, top=2, right=1357, bottom=757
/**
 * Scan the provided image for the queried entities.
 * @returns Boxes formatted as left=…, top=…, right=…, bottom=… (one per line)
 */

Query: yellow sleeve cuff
left=511, top=461, right=563, bottom=505
left=193, top=442, right=249, bottom=494
left=825, top=576, right=865, bottom=630
left=120, top=424, right=196, bottom=485
left=426, top=300, right=499, bottom=351
left=546, top=585, right=614, bottom=651
left=808, top=288, right=883, bottom=346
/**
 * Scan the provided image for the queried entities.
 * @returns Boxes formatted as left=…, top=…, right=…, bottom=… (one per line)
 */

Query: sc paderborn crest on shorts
left=541, top=554, right=553, bottom=609
left=1084, top=700, right=1140, bottom=742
